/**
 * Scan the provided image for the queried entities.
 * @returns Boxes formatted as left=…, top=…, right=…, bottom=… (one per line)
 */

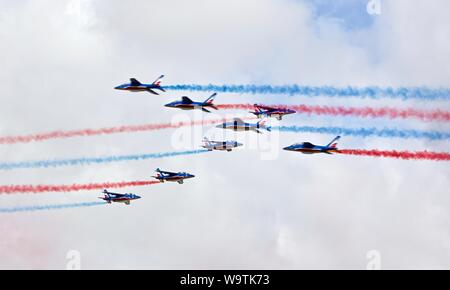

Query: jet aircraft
left=216, top=118, right=271, bottom=134
left=202, top=137, right=243, bottom=152
left=114, top=75, right=165, bottom=95
left=250, top=104, right=296, bottom=120
left=283, top=136, right=341, bottom=154
left=152, top=168, right=195, bottom=184
left=98, top=189, right=141, bottom=205
left=164, top=93, right=218, bottom=113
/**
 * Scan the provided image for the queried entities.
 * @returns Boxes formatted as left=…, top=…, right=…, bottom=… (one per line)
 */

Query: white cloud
left=0, top=0, right=449, bottom=269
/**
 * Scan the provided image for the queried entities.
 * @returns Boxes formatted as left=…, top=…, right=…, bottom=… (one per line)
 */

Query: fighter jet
left=283, top=136, right=341, bottom=154
left=250, top=104, right=296, bottom=120
left=202, top=137, right=243, bottom=152
left=152, top=168, right=195, bottom=184
left=164, top=93, right=218, bottom=113
left=114, top=75, right=165, bottom=95
left=98, top=189, right=141, bottom=205
left=216, top=118, right=271, bottom=134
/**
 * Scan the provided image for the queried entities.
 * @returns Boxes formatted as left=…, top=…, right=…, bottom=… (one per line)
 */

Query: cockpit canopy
left=301, top=142, right=315, bottom=148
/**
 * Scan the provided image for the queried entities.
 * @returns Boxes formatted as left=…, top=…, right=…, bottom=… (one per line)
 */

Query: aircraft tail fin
left=326, top=136, right=341, bottom=148
left=257, top=119, right=268, bottom=128
left=152, top=75, right=164, bottom=86
left=102, top=189, right=111, bottom=199
left=204, top=93, right=217, bottom=105
left=254, top=104, right=263, bottom=112
left=250, top=104, right=262, bottom=116
left=202, top=137, right=212, bottom=146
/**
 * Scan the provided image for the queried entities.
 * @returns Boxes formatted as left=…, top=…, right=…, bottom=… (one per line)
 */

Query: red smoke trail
left=1, top=103, right=447, bottom=145
left=217, top=104, right=450, bottom=122
left=0, top=180, right=160, bottom=195
left=0, top=117, right=255, bottom=145
left=338, top=149, right=450, bottom=161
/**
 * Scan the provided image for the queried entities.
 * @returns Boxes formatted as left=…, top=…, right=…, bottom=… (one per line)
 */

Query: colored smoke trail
left=217, top=104, right=450, bottom=122
left=338, top=149, right=450, bottom=161
left=0, top=117, right=251, bottom=145
left=0, top=180, right=159, bottom=194
left=0, top=149, right=209, bottom=170
left=0, top=201, right=106, bottom=213
left=164, top=84, right=450, bottom=101
left=1, top=102, right=448, bottom=147
left=275, top=126, right=450, bottom=141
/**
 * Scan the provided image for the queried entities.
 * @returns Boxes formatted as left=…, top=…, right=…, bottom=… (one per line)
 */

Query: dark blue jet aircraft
left=283, top=136, right=341, bottom=155
left=250, top=104, right=296, bottom=120
left=152, top=168, right=195, bottom=184
left=99, top=189, right=141, bottom=205
left=114, top=75, right=165, bottom=95
left=164, top=93, right=218, bottom=113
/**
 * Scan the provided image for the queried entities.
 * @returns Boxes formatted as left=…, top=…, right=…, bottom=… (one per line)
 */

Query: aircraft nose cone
left=283, top=146, right=292, bottom=151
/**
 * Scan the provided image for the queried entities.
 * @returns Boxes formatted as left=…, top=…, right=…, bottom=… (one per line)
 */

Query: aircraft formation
left=107, top=75, right=341, bottom=205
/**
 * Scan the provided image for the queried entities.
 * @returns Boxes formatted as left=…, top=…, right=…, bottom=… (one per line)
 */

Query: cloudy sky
left=0, top=0, right=449, bottom=269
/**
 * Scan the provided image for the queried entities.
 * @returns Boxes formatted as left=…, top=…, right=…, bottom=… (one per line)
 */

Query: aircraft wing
left=255, top=104, right=276, bottom=111
left=103, top=190, right=123, bottom=197
left=208, top=141, right=222, bottom=146
left=147, top=89, right=159, bottom=95
left=182, top=96, right=194, bottom=103
left=130, top=78, right=141, bottom=86
left=159, top=170, right=178, bottom=176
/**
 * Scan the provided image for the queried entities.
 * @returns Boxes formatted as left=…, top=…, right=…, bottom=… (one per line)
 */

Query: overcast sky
left=0, top=0, right=449, bottom=269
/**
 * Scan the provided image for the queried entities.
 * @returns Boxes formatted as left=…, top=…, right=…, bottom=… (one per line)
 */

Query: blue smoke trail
left=274, top=126, right=450, bottom=140
left=164, top=84, right=450, bottom=101
left=0, top=201, right=106, bottom=213
left=0, top=149, right=209, bottom=170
